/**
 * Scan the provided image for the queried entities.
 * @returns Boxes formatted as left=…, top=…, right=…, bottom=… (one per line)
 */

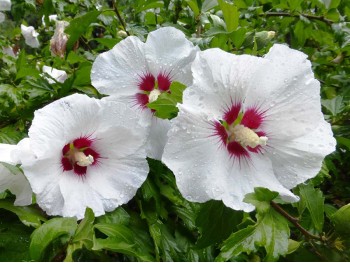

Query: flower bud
left=50, top=20, right=69, bottom=58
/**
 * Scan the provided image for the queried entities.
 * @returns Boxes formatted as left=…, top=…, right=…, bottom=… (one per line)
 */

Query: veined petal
left=91, top=36, right=147, bottom=97
left=0, top=164, right=32, bottom=206
left=268, top=120, right=336, bottom=189
left=183, top=48, right=262, bottom=119
left=146, top=117, right=171, bottom=160
left=245, top=44, right=323, bottom=139
left=145, top=27, right=199, bottom=86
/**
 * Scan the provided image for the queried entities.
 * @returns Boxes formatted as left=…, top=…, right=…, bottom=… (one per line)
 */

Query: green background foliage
left=0, top=0, right=349, bottom=261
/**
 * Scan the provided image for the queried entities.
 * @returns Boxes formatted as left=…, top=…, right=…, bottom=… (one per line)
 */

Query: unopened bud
left=117, top=30, right=128, bottom=38
left=50, top=21, right=69, bottom=58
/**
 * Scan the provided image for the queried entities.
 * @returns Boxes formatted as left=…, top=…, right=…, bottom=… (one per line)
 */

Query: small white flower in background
left=162, top=44, right=336, bottom=212
left=0, top=0, right=11, bottom=23
left=21, top=24, right=40, bottom=48
left=42, top=65, right=67, bottom=84
left=17, top=93, right=150, bottom=219
left=91, top=27, right=199, bottom=160
left=0, top=143, right=32, bottom=206
left=2, top=46, right=16, bottom=57
left=50, top=20, right=69, bottom=58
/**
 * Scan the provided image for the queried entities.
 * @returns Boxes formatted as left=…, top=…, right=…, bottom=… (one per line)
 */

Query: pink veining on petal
left=135, top=93, right=149, bottom=108
left=139, top=73, right=155, bottom=91
left=157, top=73, right=171, bottom=91
left=213, top=121, right=228, bottom=145
left=241, top=107, right=264, bottom=129
left=73, top=137, right=93, bottom=149
left=227, top=141, right=250, bottom=159
left=223, top=103, right=242, bottom=125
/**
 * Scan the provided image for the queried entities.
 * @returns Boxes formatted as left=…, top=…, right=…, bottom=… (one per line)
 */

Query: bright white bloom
left=0, top=143, right=32, bottom=206
left=91, top=27, right=199, bottom=160
left=0, top=0, right=10, bottom=23
left=162, top=45, right=336, bottom=212
left=42, top=65, right=67, bottom=84
left=2, top=46, right=16, bottom=57
left=18, top=93, right=149, bottom=219
left=21, top=24, right=40, bottom=48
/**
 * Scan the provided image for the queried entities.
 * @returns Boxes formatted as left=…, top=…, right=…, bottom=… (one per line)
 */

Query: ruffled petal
left=183, top=48, right=263, bottom=119
left=267, top=120, right=336, bottom=189
left=0, top=164, right=32, bottom=206
left=0, top=143, right=17, bottom=164
left=146, top=117, right=171, bottom=160
left=91, top=36, right=147, bottom=97
left=245, top=44, right=323, bottom=139
left=145, top=27, right=199, bottom=86
left=21, top=25, right=40, bottom=48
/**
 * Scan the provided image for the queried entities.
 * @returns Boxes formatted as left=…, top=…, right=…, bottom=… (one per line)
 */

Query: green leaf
left=196, top=200, right=243, bottom=248
left=336, top=137, right=350, bottom=150
left=15, top=50, right=40, bottom=80
left=244, top=187, right=279, bottom=213
left=96, top=207, right=130, bottom=225
left=0, top=125, right=26, bottom=144
left=0, top=200, right=46, bottom=228
left=29, top=217, right=78, bottom=261
left=65, top=208, right=95, bottom=261
left=93, top=223, right=154, bottom=261
left=331, top=203, right=350, bottom=235
left=217, top=205, right=289, bottom=261
left=322, top=96, right=344, bottom=116
left=217, top=0, right=239, bottom=32
left=297, top=184, right=325, bottom=232
left=230, top=28, right=247, bottom=49
left=65, top=11, right=101, bottom=51
left=202, top=0, right=218, bottom=12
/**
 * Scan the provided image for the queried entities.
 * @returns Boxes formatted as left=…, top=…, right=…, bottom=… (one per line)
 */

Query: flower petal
left=0, top=0, right=11, bottom=11
left=0, top=164, right=32, bottom=206
left=245, top=44, right=324, bottom=139
left=0, top=143, right=17, bottom=164
left=267, top=120, right=336, bottom=189
left=42, top=65, right=67, bottom=84
left=145, top=27, right=199, bottom=86
left=183, top=48, right=262, bottom=119
left=91, top=36, right=147, bottom=97
left=21, top=24, right=40, bottom=48
left=146, top=117, right=171, bottom=160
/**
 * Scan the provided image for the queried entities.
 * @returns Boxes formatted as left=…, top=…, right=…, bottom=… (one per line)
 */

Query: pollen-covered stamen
left=149, top=89, right=161, bottom=103
left=74, top=151, right=94, bottom=167
left=229, top=124, right=268, bottom=148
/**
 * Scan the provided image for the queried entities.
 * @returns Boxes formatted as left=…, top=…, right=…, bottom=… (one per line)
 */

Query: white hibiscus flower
left=18, top=93, right=150, bottom=219
left=42, top=65, right=67, bottom=84
left=0, top=143, right=32, bottom=206
left=0, top=0, right=10, bottom=23
left=91, top=27, right=199, bottom=160
left=162, top=45, right=336, bottom=212
left=21, top=24, right=40, bottom=48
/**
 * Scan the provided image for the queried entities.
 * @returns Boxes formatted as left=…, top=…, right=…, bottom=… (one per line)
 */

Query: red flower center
left=213, top=102, right=267, bottom=161
left=61, top=136, right=100, bottom=176
left=135, top=72, right=172, bottom=109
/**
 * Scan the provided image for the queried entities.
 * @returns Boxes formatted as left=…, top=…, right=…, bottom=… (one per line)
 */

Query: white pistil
left=149, top=89, right=161, bottom=103
left=230, top=124, right=268, bottom=148
left=74, top=152, right=94, bottom=167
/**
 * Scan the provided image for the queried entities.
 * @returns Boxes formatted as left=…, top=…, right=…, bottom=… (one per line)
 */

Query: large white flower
left=21, top=24, right=40, bottom=48
left=162, top=45, right=336, bottom=212
left=0, top=143, right=32, bottom=206
left=18, top=93, right=150, bottom=219
left=91, top=27, right=199, bottom=160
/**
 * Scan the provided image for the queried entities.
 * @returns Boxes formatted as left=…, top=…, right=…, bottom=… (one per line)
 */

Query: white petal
left=184, top=49, right=263, bottom=119
left=86, top=155, right=149, bottom=208
left=145, top=27, right=199, bottom=86
left=0, top=143, right=17, bottom=164
left=91, top=36, right=147, bottom=97
left=28, top=94, right=101, bottom=158
left=0, top=12, right=5, bottom=23
left=11, top=138, right=37, bottom=165
left=0, top=164, right=32, bottom=206
left=2, top=46, right=16, bottom=57
left=163, top=104, right=298, bottom=211
left=21, top=24, right=40, bottom=48
left=59, top=174, right=105, bottom=219
left=268, top=120, right=336, bottom=189
left=245, top=44, right=323, bottom=139
left=0, top=0, right=11, bottom=11
left=42, top=65, right=67, bottom=83
left=146, top=117, right=171, bottom=160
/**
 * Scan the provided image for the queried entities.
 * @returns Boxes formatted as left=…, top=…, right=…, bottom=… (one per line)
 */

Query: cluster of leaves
left=0, top=0, right=349, bottom=261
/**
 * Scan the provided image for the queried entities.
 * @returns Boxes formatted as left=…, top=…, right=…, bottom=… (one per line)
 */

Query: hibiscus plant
left=0, top=0, right=349, bottom=262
